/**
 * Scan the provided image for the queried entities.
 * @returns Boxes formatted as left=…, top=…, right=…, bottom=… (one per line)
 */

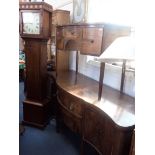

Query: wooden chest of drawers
left=56, top=25, right=104, bottom=56
left=56, top=23, right=130, bottom=56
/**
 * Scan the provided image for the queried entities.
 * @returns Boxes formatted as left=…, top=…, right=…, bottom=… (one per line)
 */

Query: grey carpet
left=19, top=82, right=98, bottom=155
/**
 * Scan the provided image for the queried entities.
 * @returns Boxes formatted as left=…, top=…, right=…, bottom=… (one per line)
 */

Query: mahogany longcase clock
left=19, top=1, right=53, bottom=128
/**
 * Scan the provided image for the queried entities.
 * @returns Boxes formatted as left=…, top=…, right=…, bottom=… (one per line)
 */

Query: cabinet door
left=57, top=87, right=83, bottom=134
left=83, top=106, right=133, bottom=155
left=83, top=106, right=115, bottom=155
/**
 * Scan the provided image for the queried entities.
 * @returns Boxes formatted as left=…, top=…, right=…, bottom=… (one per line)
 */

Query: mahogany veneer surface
left=56, top=70, right=135, bottom=128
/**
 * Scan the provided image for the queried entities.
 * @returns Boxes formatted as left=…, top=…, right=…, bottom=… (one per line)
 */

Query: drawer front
left=58, top=87, right=83, bottom=117
left=60, top=105, right=82, bottom=134
left=83, top=27, right=103, bottom=39
left=63, top=27, right=82, bottom=39
left=81, top=38, right=103, bottom=55
left=81, top=28, right=103, bottom=56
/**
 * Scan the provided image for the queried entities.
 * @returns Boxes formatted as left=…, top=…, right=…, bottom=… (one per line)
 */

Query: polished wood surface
left=56, top=70, right=135, bottom=155
left=23, top=99, right=51, bottom=128
left=56, top=70, right=135, bottom=127
left=25, top=39, right=47, bottom=100
left=83, top=106, right=133, bottom=155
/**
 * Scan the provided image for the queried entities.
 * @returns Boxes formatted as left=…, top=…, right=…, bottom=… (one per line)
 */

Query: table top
left=56, top=70, right=135, bottom=128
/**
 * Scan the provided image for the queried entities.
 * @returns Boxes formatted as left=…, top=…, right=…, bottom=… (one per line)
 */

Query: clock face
left=22, top=12, right=40, bottom=34
left=73, top=0, right=86, bottom=23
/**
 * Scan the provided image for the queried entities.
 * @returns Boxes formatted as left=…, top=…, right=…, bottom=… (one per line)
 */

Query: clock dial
left=23, top=12, right=40, bottom=34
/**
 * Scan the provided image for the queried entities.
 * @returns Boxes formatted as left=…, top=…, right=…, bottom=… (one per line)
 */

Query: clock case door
left=20, top=10, right=41, bottom=36
left=19, top=8, right=51, bottom=39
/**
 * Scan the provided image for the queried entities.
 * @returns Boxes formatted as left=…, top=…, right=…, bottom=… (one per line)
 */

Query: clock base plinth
left=23, top=99, right=51, bottom=129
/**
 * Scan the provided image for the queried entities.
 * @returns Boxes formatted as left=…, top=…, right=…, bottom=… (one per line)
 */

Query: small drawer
left=58, top=88, right=83, bottom=117
left=81, top=27, right=103, bottom=56
left=83, top=27, right=103, bottom=39
left=81, top=38, right=103, bottom=56
left=58, top=88, right=69, bottom=107
left=63, top=27, right=82, bottom=39
left=68, top=98, right=83, bottom=116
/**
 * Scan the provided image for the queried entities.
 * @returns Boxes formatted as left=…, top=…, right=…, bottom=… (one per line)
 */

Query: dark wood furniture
left=55, top=23, right=135, bottom=155
left=129, top=130, right=135, bottom=155
left=51, top=10, right=70, bottom=37
left=47, top=9, right=70, bottom=70
left=19, top=2, right=53, bottom=128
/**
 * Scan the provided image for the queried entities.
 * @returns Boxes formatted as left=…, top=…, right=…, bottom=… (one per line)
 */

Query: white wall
left=69, top=52, right=135, bottom=97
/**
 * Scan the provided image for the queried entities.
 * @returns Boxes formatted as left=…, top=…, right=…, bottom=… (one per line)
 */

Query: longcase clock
left=19, top=1, right=53, bottom=128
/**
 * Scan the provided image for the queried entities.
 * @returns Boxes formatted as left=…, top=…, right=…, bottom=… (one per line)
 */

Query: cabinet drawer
left=81, top=28, right=103, bottom=55
left=58, top=88, right=83, bottom=117
left=81, top=38, right=103, bottom=56
left=60, top=106, right=82, bottom=134
left=83, top=27, right=103, bottom=39
left=63, top=27, right=82, bottom=39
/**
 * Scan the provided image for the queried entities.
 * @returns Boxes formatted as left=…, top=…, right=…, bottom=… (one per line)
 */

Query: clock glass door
left=22, top=12, right=40, bottom=34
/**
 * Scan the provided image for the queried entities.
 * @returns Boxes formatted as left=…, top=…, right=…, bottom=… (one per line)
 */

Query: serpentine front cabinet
left=55, top=23, right=134, bottom=155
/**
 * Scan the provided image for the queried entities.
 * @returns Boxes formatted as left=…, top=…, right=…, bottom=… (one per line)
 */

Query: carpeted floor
left=19, top=81, right=98, bottom=155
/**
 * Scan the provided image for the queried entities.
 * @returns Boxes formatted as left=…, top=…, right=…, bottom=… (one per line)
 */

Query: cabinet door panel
left=58, top=87, right=83, bottom=117
left=83, top=106, right=115, bottom=155
left=58, top=96, right=82, bottom=134
left=83, top=105, right=133, bottom=155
